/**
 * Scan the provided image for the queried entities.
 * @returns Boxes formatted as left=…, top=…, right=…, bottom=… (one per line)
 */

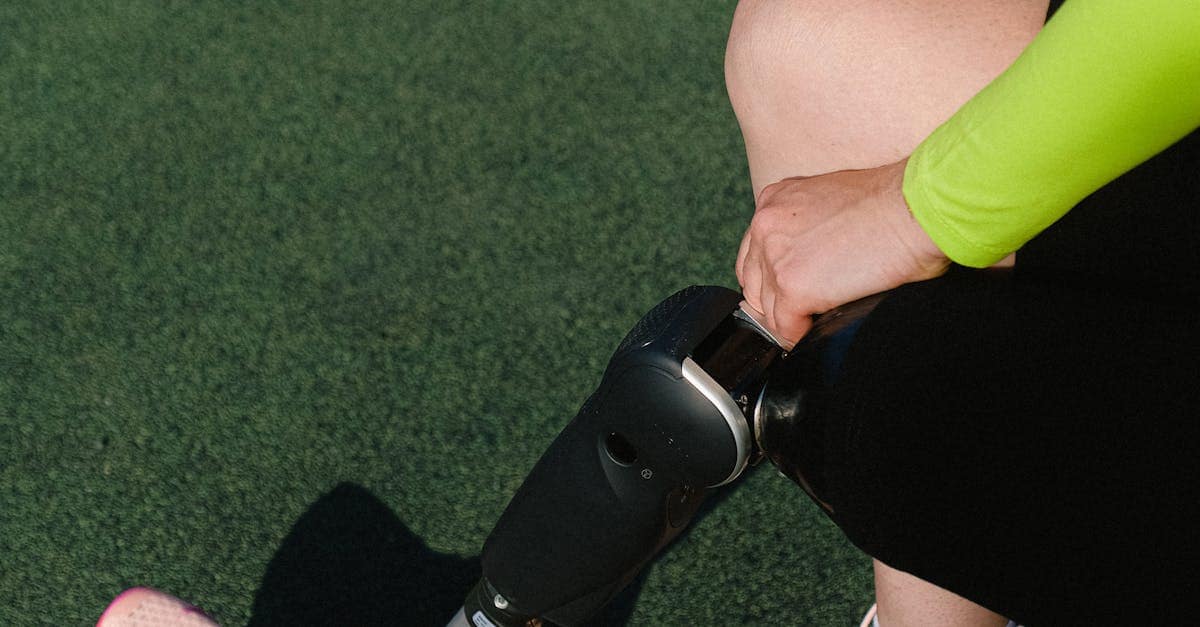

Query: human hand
left=735, top=159, right=950, bottom=345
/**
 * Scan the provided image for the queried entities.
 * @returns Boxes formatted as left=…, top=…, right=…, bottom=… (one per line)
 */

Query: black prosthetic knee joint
left=462, top=286, right=886, bottom=626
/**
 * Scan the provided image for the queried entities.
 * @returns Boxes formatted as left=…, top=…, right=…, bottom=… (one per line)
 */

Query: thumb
left=771, top=305, right=813, bottom=350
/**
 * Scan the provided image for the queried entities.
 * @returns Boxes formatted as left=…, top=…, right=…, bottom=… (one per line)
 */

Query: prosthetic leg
left=452, top=285, right=884, bottom=627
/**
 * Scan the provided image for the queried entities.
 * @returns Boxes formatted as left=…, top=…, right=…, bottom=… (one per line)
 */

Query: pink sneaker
left=96, top=587, right=218, bottom=627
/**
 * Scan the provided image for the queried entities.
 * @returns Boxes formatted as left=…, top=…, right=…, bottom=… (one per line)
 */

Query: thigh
left=821, top=270, right=1200, bottom=624
left=725, top=0, right=1049, bottom=195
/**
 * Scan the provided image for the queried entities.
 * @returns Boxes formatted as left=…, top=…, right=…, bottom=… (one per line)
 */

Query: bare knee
left=725, top=0, right=1047, bottom=194
left=724, top=0, right=857, bottom=189
left=724, top=0, right=850, bottom=134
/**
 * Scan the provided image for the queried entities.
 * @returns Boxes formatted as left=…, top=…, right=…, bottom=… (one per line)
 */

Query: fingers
left=741, top=176, right=820, bottom=345
left=736, top=164, right=944, bottom=347
left=770, top=291, right=813, bottom=347
left=739, top=203, right=808, bottom=344
left=741, top=178, right=787, bottom=311
left=735, top=227, right=752, bottom=286
left=753, top=276, right=814, bottom=348
left=739, top=245, right=764, bottom=314
left=737, top=222, right=767, bottom=315
left=739, top=241, right=812, bottom=346
left=760, top=279, right=777, bottom=333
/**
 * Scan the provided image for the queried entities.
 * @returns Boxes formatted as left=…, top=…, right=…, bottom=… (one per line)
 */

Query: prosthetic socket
left=461, top=285, right=883, bottom=627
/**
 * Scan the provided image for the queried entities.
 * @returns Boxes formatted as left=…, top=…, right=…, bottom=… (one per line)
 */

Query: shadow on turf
left=246, top=482, right=641, bottom=626
left=248, top=482, right=478, bottom=625
left=249, top=478, right=749, bottom=626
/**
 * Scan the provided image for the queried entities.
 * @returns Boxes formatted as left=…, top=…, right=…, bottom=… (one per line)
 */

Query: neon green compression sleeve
left=903, top=0, right=1200, bottom=268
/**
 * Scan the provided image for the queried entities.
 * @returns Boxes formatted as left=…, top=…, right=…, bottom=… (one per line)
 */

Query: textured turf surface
left=0, top=2, right=872, bottom=624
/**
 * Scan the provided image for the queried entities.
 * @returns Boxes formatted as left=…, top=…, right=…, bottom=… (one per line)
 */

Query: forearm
left=903, top=0, right=1200, bottom=267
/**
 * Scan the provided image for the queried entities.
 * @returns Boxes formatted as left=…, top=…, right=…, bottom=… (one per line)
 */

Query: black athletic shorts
left=810, top=6, right=1200, bottom=621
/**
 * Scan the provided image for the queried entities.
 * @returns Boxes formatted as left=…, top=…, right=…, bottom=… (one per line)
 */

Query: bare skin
left=736, top=159, right=948, bottom=343
left=875, top=561, right=1009, bottom=627
left=726, top=0, right=1050, bottom=193
left=725, top=0, right=1047, bottom=623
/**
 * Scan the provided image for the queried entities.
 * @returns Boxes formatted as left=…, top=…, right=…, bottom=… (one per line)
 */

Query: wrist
left=884, top=158, right=949, bottom=275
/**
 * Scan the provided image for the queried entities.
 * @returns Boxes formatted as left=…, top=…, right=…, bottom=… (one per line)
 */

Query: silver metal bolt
left=493, top=594, right=509, bottom=610
left=641, top=468, right=653, bottom=479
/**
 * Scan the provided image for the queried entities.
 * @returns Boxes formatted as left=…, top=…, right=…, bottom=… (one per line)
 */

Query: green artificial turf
left=0, top=1, right=872, bottom=624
